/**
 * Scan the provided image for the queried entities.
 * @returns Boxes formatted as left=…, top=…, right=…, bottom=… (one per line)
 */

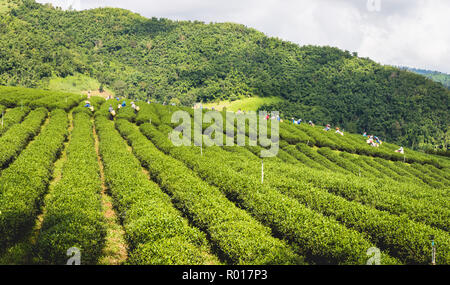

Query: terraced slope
left=0, top=91, right=448, bottom=265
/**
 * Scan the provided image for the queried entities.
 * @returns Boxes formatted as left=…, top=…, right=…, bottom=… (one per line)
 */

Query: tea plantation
left=0, top=86, right=448, bottom=265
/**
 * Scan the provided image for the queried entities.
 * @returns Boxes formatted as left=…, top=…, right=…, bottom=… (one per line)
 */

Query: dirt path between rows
left=93, top=122, right=128, bottom=265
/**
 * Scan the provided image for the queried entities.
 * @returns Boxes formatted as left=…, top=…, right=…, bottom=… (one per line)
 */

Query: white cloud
left=358, top=0, right=450, bottom=73
left=35, top=0, right=450, bottom=73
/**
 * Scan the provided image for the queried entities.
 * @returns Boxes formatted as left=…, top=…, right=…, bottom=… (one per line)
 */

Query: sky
left=36, top=0, right=450, bottom=74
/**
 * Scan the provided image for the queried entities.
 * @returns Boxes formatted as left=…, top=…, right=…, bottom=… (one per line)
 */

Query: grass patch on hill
left=203, top=97, right=284, bottom=112
left=45, top=74, right=115, bottom=98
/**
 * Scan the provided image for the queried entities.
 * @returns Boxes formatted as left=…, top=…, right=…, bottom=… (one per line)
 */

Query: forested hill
left=0, top=0, right=449, bottom=150
left=401, top=67, right=450, bottom=89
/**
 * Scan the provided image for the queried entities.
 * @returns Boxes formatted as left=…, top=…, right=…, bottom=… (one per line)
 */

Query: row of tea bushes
left=0, top=107, right=31, bottom=136
left=0, top=109, right=68, bottom=249
left=36, top=112, right=106, bottom=265
left=139, top=122, right=399, bottom=265
left=0, top=108, right=47, bottom=169
left=116, top=119, right=304, bottom=265
left=95, top=115, right=219, bottom=265
left=204, top=148, right=450, bottom=264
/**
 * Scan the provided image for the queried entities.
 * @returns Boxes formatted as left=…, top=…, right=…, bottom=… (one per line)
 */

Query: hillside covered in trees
left=401, top=67, right=450, bottom=89
left=0, top=0, right=448, bottom=150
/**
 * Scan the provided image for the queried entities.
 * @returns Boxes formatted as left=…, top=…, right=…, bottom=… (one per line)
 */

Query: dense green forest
left=402, top=67, right=450, bottom=89
left=0, top=0, right=449, bottom=150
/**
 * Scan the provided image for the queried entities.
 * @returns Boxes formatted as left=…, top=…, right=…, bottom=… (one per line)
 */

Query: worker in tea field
left=121, top=101, right=127, bottom=108
left=374, top=136, right=382, bottom=145
left=131, top=101, right=140, bottom=113
left=109, top=105, right=116, bottom=119
left=335, top=127, right=344, bottom=136
left=396, top=147, right=404, bottom=154
left=324, top=124, right=331, bottom=131
left=84, top=101, right=94, bottom=112
left=366, top=136, right=379, bottom=147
